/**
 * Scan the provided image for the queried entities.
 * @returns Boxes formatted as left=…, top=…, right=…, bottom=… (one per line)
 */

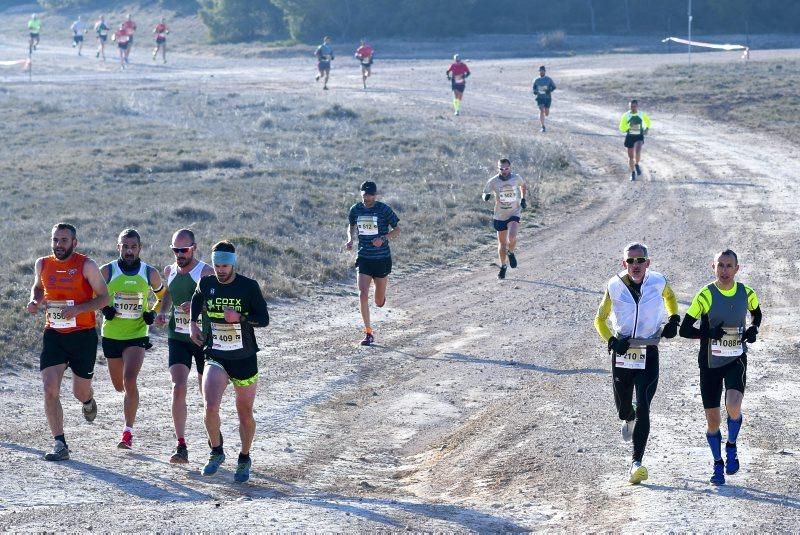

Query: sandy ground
left=1, top=38, right=800, bottom=531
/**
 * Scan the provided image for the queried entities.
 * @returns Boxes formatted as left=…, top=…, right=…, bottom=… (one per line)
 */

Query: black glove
left=102, top=305, right=117, bottom=321
left=661, top=315, right=680, bottom=339
left=520, top=198, right=527, bottom=210
left=701, top=322, right=726, bottom=340
left=142, top=311, right=155, bottom=325
left=608, top=336, right=630, bottom=355
left=482, top=193, right=491, bottom=201
left=742, top=325, right=758, bottom=343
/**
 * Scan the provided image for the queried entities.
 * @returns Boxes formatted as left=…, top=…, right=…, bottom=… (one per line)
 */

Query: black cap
left=360, top=181, right=377, bottom=194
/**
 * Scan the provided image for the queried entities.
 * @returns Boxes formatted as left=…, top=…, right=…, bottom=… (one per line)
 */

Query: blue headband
left=211, top=251, right=237, bottom=266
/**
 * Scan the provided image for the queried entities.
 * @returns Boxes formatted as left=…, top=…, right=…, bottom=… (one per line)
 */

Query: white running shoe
left=621, top=419, right=635, bottom=442
left=629, top=461, right=648, bottom=484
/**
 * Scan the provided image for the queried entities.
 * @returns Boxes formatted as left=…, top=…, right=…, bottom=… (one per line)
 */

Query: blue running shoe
left=710, top=460, right=725, bottom=485
left=725, top=444, right=740, bottom=475
left=202, top=451, right=225, bottom=476
left=234, top=458, right=252, bottom=483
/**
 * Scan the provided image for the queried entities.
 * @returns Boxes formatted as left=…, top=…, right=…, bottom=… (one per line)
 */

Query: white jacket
left=608, top=270, right=666, bottom=339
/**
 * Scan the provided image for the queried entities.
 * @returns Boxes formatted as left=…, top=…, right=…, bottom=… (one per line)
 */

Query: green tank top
left=167, top=261, right=208, bottom=341
left=102, top=261, right=151, bottom=340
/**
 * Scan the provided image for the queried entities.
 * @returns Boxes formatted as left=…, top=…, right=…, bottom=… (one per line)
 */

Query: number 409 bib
left=211, top=322, right=243, bottom=351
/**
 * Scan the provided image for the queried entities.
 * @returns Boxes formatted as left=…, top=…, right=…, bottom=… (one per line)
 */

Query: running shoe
left=541, top=126, right=546, bottom=133
left=117, top=430, right=133, bottom=449
left=725, top=444, right=740, bottom=475
left=710, top=460, right=725, bottom=485
left=82, top=398, right=97, bottom=422
left=454, top=110, right=459, bottom=116
left=44, top=440, right=69, bottom=462
left=621, top=419, right=635, bottom=442
left=629, top=461, right=648, bottom=484
left=202, top=451, right=226, bottom=476
left=497, top=266, right=507, bottom=280
left=507, top=251, right=518, bottom=269
left=234, top=458, right=252, bottom=483
left=315, top=74, right=320, bottom=82
left=170, top=444, right=189, bottom=464
left=96, top=51, right=100, bottom=58
left=323, top=85, right=329, bottom=90
left=630, top=171, right=636, bottom=181
left=360, top=332, right=374, bottom=346
left=635, top=163, right=642, bottom=176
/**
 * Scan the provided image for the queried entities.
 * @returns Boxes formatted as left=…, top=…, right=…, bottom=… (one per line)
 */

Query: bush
left=537, top=30, right=567, bottom=50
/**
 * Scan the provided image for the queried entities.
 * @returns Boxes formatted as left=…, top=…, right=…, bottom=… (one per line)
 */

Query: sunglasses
left=171, top=245, right=194, bottom=254
left=499, top=167, right=510, bottom=171
left=625, top=257, right=648, bottom=264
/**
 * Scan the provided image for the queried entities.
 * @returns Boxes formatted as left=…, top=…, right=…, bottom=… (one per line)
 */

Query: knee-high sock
left=706, top=430, right=722, bottom=461
left=727, top=415, right=743, bottom=444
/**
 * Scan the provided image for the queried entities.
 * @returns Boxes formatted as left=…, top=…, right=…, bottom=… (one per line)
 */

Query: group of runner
left=26, top=13, right=170, bottom=68
left=595, top=244, right=761, bottom=485
left=314, top=36, right=374, bottom=90
left=27, top=224, right=267, bottom=483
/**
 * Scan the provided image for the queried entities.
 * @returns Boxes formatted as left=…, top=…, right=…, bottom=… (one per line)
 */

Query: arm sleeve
left=619, top=113, right=628, bottom=133
left=643, top=113, right=652, bottom=129
left=745, top=285, right=760, bottom=310
left=750, top=305, right=762, bottom=328
left=245, top=280, right=269, bottom=327
left=662, top=282, right=679, bottom=317
left=593, top=289, right=614, bottom=341
left=190, top=280, right=204, bottom=321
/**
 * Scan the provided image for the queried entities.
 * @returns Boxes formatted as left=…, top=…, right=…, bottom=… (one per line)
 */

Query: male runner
left=28, top=14, right=41, bottom=55
left=346, top=181, right=401, bottom=346
left=619, top=99, right=651, bottom=181
left=354, top=38, right=374, bottom=89
left=594, top=242, right=679, bottom=484
left=190, top=241, right=269, bottom=483
left=315, top=36, right=334, bottom=90
left=112, top=24, right=130, bottom=70
left=152, top=17, right=169, bottom=63
left=100, top=229, right=166, bottom=450
left=482, top=158, right=527, bottom=280
left=70, top=16, right=87, bottom=56
left=532, top=65, right=556, bottom=132
left=679, top=249, right=762, bottom=485
left=121, top=14, right=136, bottom=63
left=94, top=15, right=109, bottom=60
left=446, top=54, right=470, bottom=116
left=156, top=228, right=214, bottom=463
left=26, top=223, right=109, bottom=461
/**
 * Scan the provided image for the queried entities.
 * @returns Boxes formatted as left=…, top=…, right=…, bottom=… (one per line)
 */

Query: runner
left=111, top=24, right=130, bottom=70
left=99, top=229, right=165, bottom=450
left=679, top=249, right=762, bottom=486
left=28, top=14, right=41, bottom=55
left=532, top=65, right=556, bottom=132
left=152, top=16, right=169, bottom=64
left=70, top=16, right=87, bottom=56
left=189, top=241, right=269, bottom=482
left=314, top=36, right=334, bottom=90
left=446, top=54, right=470, bottom=116
left=594, top=242, right=680, bottom=484
left=346, top=181, right=401, bottom=346
left=354, top=38, right=374, bottom=89
left=25, top=223, right=109, bottom=461
left=94, top=15, right=109, bottom=60
left=619, top=99, right=651, bottom=181
left=121, top=13, right=137, bottom=63
left=155, top=229, right=215, bottom=464
left=482, top=158, right=528, bottom=280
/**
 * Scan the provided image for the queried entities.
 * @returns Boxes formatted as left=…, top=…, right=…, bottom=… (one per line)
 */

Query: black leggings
left=612, top=349, right=659, bottom=462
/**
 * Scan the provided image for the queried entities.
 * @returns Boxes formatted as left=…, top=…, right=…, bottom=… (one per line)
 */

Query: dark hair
left=173, top=228, right=195, bottom=244
left=212, top=240, right=235, bottom=253
left=716, top=249, right=738, bottom=265
left=498, top=158, right=511, bottom=166
left=539, top=65, right=546, bottom=71
left=360, top=181, right=377, bottom=194
left=117, top=228, right=141, bottom=244
left=630, top=99, right=639, bottom=105
left=52, top=222, right=77, bottom=239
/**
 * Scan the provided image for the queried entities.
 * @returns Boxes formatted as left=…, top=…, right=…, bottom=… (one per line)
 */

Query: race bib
left=46, top=300, right=76, bottom=329
left=498, top=189, right=518, bottom=204
left=357, top=215, right=379, bottom=236
left=173, top=308, right=198, bottom=334
left=454, top=75, right=465, bottom=83
left=711, top=327, right=744, bottom=358
left=536, top=85, right=547, bottom=94
left=629, top=125, right=642, bottom=135
left=615, top=345, right=646, bottom=370
left=114, top=292, right=144, bottom=319
left=211, top=322, right=243, bottom=351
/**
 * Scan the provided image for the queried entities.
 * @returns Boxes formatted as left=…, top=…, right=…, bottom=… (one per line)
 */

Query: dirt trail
left=1, top=46, right=800, bottom=531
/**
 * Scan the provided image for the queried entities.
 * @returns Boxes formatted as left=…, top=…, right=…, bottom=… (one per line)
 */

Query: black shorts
left=624, top=134, right=645, bottom=148
left=699, top=355, right=747, bottom=409
left=206, top=353, right=258, bottom=386
left=73, top=35, right=84, bottom=43
left=156, top=37, right=166, bottom=44
left=98, top=35, right=108, bottom=42
left=318, top=60, right=331, bottom=71
left=118, top=42, right=129, bottom=50
left=536, top=94, right=552, bottom=108
left=493, top=216, right=521, bottom=232
left=168, top=338, right=205, bottom=374
left=30, top=33, right=39, bottom=39
left=357, top=256, right=392, bottom=278
left=360, top=61, right=372, bottom=68
left=102, top=336, right=151, bottom=359
left=40, top=328, right=98, bottom=379
left=451, top=82, right=466, bottom=92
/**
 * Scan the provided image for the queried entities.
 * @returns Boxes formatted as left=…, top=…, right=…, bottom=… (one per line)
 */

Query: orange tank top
left=41, top=252, right=96, bottom=332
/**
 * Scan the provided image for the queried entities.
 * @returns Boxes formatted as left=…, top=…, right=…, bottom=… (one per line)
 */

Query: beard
left=52, top=243, right=74, bottom=260
left=119, top=254, right=139, bottom=269
left=176, top=254, right=192, bottom=268
left=216, top=270, right=233, bottom=283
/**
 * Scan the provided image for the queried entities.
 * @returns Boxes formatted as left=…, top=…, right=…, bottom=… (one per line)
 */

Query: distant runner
left=315, top=36, right=334, bottom=90
left=354, top=38, right=374, bottom=89
left=155, top=229, right=215, bottom=464
left=28, top=13, right=41, bottom=55
left=190, top=241, right=269, bottom=483
left=70, top=16, right=87, bottom=56
left=152, top=17, right=169, bottom=63
left=532, top=65, right=556, bottom=132
left=100, top=229, right=166, bottom=450
left=482, top=158, right=527, bottom=280
left=111, top=24, right=130, bottom=70
left=619, top=99, right=651, bottom=181
left=346, top=181, right=401, bottom=346
left=94, top=15, right=109, bottom=60
left=679, top=249, right=762, bottom=486
left=446, top=54, right=470, bottom=116
left=121, top=14, right=137, bottom=63
left=26, top=223, right=109, bottom=461
left=594, top=242, right=680, bottom=484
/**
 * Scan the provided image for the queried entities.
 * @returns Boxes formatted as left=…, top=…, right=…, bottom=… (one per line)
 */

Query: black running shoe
left=630, top=171, right=636, bottom=181
left=635, top=163, right=642, bottom=176
left=498, top=266, right=507, bottom=280
left=508, top=252, right=518, bottom=269
left=170, top=444, right=189, bottom=464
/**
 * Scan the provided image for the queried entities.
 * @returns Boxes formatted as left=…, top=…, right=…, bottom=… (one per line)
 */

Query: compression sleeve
left=750, top=305, right=762, bottom=328
left=594, top=289, right=614, bottom=341
left=662, top=282, right=679, bottom=317
left=642, top=112, right=652, bottom=130
left=619, top=113, right=629, bottom=133
left=190, top=282, right=204, bottom=322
